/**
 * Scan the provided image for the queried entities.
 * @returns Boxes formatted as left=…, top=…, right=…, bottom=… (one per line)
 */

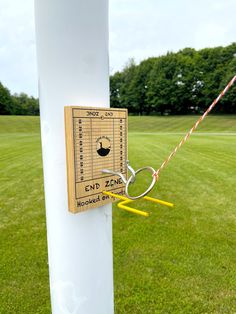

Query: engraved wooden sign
left=64, top=106, right=128, bottom=213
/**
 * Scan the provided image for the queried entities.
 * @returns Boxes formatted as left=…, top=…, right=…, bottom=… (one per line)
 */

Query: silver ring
left=125, top=166, right=156, bottom=200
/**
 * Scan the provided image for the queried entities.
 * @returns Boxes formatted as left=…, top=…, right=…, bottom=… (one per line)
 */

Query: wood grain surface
left=65, top=106, right=128, bottom=213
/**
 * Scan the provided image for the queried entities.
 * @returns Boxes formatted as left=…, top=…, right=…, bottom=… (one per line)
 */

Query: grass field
left=0, top=115, right=236, bottom=313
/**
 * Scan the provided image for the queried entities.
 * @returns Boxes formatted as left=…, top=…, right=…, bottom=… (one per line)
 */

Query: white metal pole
left=34, top=1, right=113, bottom=313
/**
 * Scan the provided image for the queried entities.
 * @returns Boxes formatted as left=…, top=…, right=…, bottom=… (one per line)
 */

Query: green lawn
left=0, top=115, right=236, bottom=313
left=128, top=115, right=236, bottom=133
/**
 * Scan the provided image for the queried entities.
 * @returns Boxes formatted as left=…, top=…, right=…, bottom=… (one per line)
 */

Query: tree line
left=0, top=43, right=235, bottom=116
left=111, top=43, right=236, bottom=115
left=0, top=82, right=39, bottom=115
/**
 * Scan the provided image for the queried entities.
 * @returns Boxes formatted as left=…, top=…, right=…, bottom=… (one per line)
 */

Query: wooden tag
left=64, top=106, right=128, bottom=213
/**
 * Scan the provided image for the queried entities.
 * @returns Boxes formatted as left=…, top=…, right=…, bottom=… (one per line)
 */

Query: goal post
left=34, top=0, right=114, bottom=313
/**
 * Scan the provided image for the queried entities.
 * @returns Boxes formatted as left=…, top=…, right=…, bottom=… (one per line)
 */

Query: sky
left=0, top=0, right=235, bottom=97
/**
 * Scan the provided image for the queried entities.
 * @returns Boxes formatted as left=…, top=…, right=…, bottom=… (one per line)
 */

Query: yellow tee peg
left=102, top=191, right=174, bottom=217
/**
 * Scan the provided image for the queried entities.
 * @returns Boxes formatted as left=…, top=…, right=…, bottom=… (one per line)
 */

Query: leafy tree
left=219, top=57, right=236, bottom=113
left=1, top=43, right=235, bottom=116
left=147, top=53, right=184, bottom=115
left=0, top=82, right=13, bottom=115
left=119, top=58, right=137, bottom=113
left=122, top=58, right=155, bottom=115
left=110, top=72, right=123, bottom=108
left=0, top=81, right=39, bottom=116
left=12, top=93, right=39, bottom=115
left=110, top=43, right=236, bottom=115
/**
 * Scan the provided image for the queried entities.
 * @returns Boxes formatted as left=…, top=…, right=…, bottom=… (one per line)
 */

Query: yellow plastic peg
left=102, top=191, right=174, bottom=217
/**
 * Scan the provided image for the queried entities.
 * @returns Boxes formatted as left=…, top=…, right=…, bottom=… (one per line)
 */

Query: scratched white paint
left=34, top=1, right=114, bottom=313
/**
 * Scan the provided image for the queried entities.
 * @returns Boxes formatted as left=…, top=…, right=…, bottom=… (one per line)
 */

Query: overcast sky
left=0, top=0, right=235, bottom=97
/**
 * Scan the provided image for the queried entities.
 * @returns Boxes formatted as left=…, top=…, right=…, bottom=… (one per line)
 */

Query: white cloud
left=0, top=0, right=37, bottom=96
left=0, top=0, right=235, bottom=96
left=109, top=0, right=236, bottom=72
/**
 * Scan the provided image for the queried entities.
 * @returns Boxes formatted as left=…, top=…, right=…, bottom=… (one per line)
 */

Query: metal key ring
left=125, top=166, right=156, bottom=200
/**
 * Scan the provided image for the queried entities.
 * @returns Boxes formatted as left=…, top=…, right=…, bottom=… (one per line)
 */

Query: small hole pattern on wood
left=65, top=106, right=128, bottom=213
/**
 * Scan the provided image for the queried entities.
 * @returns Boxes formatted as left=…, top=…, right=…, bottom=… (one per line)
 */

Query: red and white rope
left=153, top=75, right=236, bottom=180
